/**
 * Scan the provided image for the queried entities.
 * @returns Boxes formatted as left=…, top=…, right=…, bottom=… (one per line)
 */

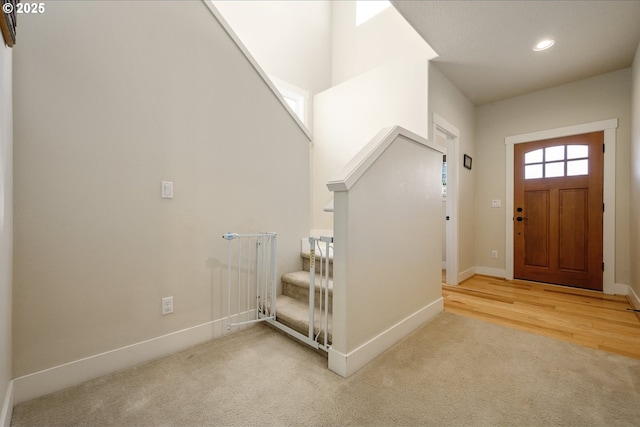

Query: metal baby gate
left=267, top=235, right=332, bottom=352
left=306, top=236, right=332, bottom=351
left=223, top=232, right=277, bottom=329
left=223, top=232, right=332, bottom=352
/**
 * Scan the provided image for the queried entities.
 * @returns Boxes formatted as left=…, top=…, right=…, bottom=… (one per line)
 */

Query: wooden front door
left=514, top=132, right=603, bottom=291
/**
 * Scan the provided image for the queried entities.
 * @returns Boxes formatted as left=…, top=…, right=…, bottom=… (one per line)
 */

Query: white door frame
left=434, top=113, right=460, bottom=286
left=505, top=118, right=618, bottom=294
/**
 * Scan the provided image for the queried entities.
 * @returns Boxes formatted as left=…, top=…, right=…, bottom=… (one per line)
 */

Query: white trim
left=457, top=266, right=476, bottom=284
left=327, top=126, right=444, bottom=192
left=433, top=113, right=460, bottom=286
left=328, top=298, right=443, bottom=377
left=13, top=317, right=230, bottom=405
left=626, top=285, right=640, bottom=309
left=475, top=267, right=507, bottom=279
left=505, top=119, right=618, bottom=294
left=0, top=380, right=13, bottom=427
left=614, top=283, right=630, bottom=296
left=602, top=128, right=616, bottom=295
left=504, top=119, right=618, bottom=145
left=201, top=1, right=312, bottom=141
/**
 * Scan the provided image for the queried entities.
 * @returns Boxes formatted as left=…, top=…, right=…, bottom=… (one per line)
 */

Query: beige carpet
left=11, top=312, right=640, bottom=426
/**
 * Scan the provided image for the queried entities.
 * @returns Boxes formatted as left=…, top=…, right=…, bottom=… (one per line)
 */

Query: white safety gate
left=223, top=232, right=277, bottom=329
left=307, top=236, right=332, bottom=351
left=223, top=231, right=332, bottom=353
left=263, top=236, right=332, bottom=352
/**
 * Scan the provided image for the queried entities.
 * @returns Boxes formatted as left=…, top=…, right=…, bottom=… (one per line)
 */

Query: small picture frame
left=463, top=154, right=472, bottom=170
left=0, top=0, right=17, bottom=47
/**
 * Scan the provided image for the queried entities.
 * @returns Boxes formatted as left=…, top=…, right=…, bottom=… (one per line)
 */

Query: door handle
left=516, top=216, right=528, bottom=222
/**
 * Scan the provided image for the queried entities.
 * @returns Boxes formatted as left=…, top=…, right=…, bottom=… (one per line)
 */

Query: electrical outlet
left=162, top=296, right=173, bottom=315
left=491, top=250, right=498, bottom=259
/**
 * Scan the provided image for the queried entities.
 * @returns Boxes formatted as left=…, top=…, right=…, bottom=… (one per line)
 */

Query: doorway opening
left=513, top=132, right=603, bottom=290
left=434, top=113, right=460, bottom=285
left=505, top=119, right=618, bottom=294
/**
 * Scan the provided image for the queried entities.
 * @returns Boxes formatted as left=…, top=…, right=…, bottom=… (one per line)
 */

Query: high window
left=356, top=0, right=391, bottom=26
left=271, top=77, right=309, bottom=126
left=524, top=145, right=589, bottom=180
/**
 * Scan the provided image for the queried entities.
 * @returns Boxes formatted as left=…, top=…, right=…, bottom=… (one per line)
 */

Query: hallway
left=443, top=275, right=640, bottom=359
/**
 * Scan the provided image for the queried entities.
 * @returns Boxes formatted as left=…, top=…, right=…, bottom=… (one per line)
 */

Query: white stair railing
left=223, top=232, right=277, bottom=329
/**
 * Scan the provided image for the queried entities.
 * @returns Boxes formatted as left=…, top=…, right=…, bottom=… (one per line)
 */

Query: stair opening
left=274, top=236, right=333, bottom=352
left=224, top=232, right=333, bottom=352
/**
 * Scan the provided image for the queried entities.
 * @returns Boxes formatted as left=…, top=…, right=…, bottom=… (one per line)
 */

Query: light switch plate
left=161, top=181, right=174, bottom=199
left=491, top=199, right=501, bottom=208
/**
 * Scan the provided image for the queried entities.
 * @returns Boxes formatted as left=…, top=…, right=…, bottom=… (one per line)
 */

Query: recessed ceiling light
left=533, top=39, right=555, bottom=51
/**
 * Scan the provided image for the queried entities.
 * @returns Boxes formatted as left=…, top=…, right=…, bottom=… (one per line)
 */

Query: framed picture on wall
left=0, top=0, right=17, bottom=47
left=463, top=154, right=472, bottom=170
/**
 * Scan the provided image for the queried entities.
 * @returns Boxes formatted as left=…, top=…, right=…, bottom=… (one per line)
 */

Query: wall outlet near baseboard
left=162, top=296, right=173, bottom=315
left=491, top=250, right=498, bottom=259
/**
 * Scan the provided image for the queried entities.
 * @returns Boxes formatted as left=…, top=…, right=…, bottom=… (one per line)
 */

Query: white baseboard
left=0, top=380, right=13, bottom=427
left=457, top=266, right=476, bottom=283
left=626, top=285, right=640, bottom=309
left=475, top=266, right=507, bottom=279
left=613, top=283, right=629, bottom=295
left=328, top=297, right=443, bottom=378
left=13, top=316, right=232, bottom=405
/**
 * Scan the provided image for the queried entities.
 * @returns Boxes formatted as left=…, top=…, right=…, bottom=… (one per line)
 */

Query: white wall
left=630, top=42, right=640, bottom=302
left=428, top=64, right=476, bottom=278
left=329, top=129, right=444, bottom=376
left=213, top=1, right=438, bottom=234
left=13, top=0, right=309, bottom=379
left=0, top=42, right=13, bottom=424
left=313, top=56, right=429, bottom=231
left=331, top=1, right=436, bottom=86
left=475, top=69, right=632, bottom=283
left=213, top=0, right=332, bottom=130
left=340, top=137, right=442, bottom=347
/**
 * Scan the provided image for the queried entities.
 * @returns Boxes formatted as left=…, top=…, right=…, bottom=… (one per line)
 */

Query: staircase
left=275, top=242, right=333, bottom=347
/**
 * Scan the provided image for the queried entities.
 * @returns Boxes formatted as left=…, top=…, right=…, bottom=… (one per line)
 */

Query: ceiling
left=391, top=1, right=640, bottom=105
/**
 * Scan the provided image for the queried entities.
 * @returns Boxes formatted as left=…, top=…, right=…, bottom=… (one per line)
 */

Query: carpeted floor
left=11, top=312, right=640, bottom=426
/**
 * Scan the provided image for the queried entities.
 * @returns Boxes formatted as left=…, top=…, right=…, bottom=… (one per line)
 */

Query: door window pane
left=567, top=159, right=589, bottom=176
left=523, top=143, right=591, bottom=180
left=525, top=149, right=543, bottom=164
left=525, top=164, right=543, bottom=179
left=545, top=146, right=565, bottom=162
left=545, top=161, right=564, bottom=178
left=567, top=145, right=588, bottom=159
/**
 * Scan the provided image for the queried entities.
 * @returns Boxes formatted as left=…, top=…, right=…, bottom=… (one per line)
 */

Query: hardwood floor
left=442, top=275, right=640, bottom=360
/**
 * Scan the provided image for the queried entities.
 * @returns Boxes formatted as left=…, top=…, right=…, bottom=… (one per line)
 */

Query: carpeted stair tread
left=276, top=295, right=332, bottom=344
left=301, top=251, right=334, bottom=262
left=301, top=252, right=334, bottom=276
left=282, top=271, right=333, bottom=293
